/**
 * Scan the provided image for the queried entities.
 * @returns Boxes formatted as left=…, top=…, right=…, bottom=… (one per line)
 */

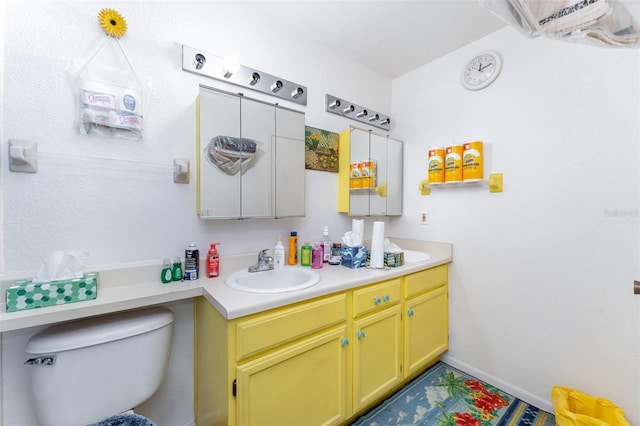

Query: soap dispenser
left=172, top=256, right=183, bottom=282
left=311, top=242, right=323, bottom=269
left=300, top=240, right=312, bottom=267
left=161, top=258, right=173, bottom=284
left=206, top=243, right=220, bottom=278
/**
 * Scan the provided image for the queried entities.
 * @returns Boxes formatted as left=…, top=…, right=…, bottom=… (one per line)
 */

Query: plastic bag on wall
left=204, top=136, right=260, bottom=176
left=67, top=36, right=151, bottom=140
left=479, top=0, right=640, bottom=48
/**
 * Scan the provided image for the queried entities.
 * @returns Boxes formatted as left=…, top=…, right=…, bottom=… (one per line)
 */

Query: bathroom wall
left=390, top=28, right=640, bottom=422
left=0, top=2, right=393, bottom=425
left=4, top=2, right=639, bottom=426
left=1, top=0, right=391, bottom=274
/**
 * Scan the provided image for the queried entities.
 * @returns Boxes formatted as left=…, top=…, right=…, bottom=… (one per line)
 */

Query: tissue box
left=384, top=252, right=404, bottom=268
left=341, top=245, right=367, bottom=268
left=5, top=273, right=98, bottom=313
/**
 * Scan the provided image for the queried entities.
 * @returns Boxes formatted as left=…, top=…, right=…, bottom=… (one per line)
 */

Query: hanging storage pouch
left=68, top=12, right=151, bottom=140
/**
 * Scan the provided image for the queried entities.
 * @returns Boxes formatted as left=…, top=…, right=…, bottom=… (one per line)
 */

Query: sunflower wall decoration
left=305, top=126, right=339, bottom=172
left=98, top=8, right=128, bottom=38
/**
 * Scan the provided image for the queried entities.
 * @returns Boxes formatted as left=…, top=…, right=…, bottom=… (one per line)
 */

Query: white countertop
left=0, top=239, right=452, bottom=332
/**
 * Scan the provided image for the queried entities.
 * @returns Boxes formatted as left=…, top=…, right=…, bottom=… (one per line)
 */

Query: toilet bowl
left=25, top=307, right=174, bottom=426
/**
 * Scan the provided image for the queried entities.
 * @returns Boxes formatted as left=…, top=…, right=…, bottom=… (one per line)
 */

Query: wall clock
left=461, top=51, right=502, bottom=91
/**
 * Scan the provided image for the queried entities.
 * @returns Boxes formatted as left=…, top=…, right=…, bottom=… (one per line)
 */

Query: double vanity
left=195, top=239, right=451, bottom=426
left=0, top=239, right=452, bottom=426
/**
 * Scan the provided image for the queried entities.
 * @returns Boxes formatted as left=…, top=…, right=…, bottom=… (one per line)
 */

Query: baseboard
left=440, top=354, right=554, bottom=414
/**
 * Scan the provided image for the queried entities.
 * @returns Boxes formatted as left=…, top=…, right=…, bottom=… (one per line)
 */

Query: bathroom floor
left=351, top=362, right=555, bottom=425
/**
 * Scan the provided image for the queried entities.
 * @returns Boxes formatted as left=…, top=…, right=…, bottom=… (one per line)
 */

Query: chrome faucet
left=248, top=249, right=274, bottom=273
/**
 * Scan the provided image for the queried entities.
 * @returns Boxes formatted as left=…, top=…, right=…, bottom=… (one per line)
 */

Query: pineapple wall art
left=305, top=126, right=339, bottom=173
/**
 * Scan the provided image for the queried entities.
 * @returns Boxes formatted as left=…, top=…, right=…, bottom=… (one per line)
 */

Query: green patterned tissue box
left=5, top=272, right=98, bottom=312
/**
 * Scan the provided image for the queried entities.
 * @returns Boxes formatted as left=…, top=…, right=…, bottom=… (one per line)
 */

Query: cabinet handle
left=383, top=294, right=390, bottom=302
left=374, top=297, right=381, bottom=305
left=407, top=309, right=414, bottom=317
left=341, top=338, right=349, bottom=347
left=357, top=331, right=366, bottom=340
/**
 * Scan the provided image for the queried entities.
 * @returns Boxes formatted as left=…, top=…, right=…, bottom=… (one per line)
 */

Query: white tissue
left=370, top=221, right=385, bottom=269
left=342, top=219, right=365, bottom=246
left=34, top=250, right=89, bottom=283
left=384, top=238, right=403, bottom=253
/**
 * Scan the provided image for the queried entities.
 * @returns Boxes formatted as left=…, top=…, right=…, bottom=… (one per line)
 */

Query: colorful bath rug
left=351, top=362, right=555, bottom=426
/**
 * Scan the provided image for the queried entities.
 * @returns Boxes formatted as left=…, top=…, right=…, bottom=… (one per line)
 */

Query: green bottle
left=172, top=256, right=183, bottom=282
left=300, top=240, right=312, bottom=267
left=161, top=258, right=173, bottom=284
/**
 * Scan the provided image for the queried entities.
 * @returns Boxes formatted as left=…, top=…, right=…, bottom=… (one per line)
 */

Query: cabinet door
left=240, top=98, right=274, bottom=218
left=404, top=286, right=448, bottom=377
left=236, top=326, right=349, bottom=426
left=198, top=87, right=242, bottom=218
left=274, top=107, right=305, bottom=217
left=353, top=305, right=402, bottom=412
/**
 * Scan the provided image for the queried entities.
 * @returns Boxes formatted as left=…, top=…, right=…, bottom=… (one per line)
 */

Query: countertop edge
left=1, top=239, right=452, bottom=331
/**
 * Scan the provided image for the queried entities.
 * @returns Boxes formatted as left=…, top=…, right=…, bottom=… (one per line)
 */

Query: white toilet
left=25, top=307, right=174, bottom=426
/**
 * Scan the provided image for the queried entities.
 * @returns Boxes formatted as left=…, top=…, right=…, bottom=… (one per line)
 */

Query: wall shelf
left=418, top=173, right=503, bottom=195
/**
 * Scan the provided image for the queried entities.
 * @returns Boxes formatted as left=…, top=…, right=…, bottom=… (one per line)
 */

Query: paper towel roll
left=370, top=221, right=385, bottom=269
left=352, top=219, right=364, bottom=246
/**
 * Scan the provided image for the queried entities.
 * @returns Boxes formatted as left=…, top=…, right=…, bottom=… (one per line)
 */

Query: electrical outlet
left=420, top=211, right=429, bottom=225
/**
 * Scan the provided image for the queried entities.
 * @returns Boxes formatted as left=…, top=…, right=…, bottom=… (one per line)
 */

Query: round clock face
left=461, top=51, right=502, bottom=90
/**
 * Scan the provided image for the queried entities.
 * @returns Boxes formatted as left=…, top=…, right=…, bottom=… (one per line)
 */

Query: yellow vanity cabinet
left=195, top=293, right=350, bottom=426
left=194, top=263, right=450, bottom=426
left=352, top=278, right=403, bottom=412
left=402, top=265, right=449, bottom=378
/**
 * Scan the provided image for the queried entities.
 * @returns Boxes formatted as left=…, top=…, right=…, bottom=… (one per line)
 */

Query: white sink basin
left=225, top=267, right=321, bottom=293
left=403, top=250, right=431, bottom=263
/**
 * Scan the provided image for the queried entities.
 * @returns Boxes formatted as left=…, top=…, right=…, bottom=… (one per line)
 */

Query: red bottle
left=206, top=243, right=220, bottom=278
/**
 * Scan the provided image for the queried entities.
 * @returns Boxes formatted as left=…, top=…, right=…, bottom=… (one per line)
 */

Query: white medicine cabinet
left=338, top=127, right=403, bottom=216
left=197, top=85, right=305, bottom=219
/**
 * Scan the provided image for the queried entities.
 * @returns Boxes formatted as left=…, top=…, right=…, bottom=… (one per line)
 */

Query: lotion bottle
left=300, top=240, right=312, bottom=267
left=274, top=237, right=285, bottom=269
left=288, top=231, right=298, bottom=265
left=311, top=242, right=323, bottom=269
left=206, top=243, right=220, bottom=278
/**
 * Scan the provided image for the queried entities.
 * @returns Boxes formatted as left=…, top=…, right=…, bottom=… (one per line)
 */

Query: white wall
left=0, top=2, right=392, bottom=425
left=1, top=0, right=391, bottom=274
left=391, top=28, right=640, bottom=423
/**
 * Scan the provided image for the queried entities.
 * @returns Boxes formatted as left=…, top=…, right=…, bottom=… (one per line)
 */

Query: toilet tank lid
left=25, top=307, right=174, bottom=354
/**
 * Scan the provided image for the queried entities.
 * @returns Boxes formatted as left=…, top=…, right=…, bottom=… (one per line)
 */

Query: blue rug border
left=350, top=361, right=555, bottom=426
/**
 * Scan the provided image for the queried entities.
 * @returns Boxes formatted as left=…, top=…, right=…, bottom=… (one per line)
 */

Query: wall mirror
left=338, top=127, right=403, bottom=216
left=197, top=85, right=305, bottom=219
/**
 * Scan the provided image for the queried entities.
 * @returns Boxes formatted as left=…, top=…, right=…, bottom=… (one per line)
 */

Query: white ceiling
left=243, top=0, right=507, bottom=79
